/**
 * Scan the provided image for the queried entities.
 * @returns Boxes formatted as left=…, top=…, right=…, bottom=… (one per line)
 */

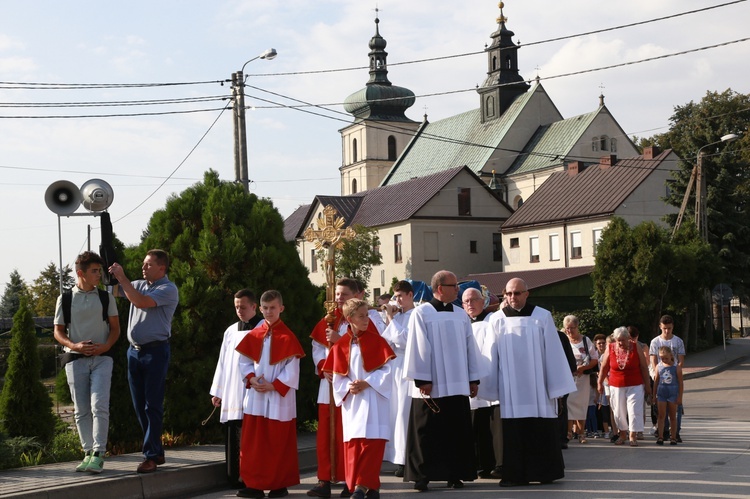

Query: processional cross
left=303, top=205, right=354, bottom=482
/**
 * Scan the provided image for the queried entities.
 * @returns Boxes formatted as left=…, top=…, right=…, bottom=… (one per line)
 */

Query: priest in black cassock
left=488, top=278, right=576, bottom=487
left=403, top=270, right=485, bottom=492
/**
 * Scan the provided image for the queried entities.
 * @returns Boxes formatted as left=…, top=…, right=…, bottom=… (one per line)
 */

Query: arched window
left=492, top=56, right=497, bottom=71
left=514, top=196, right=524, bottom=209
left=486, top=96, right=495, bottom=118
left=351, top=179, right=357, bottom=194
left=592, top=137, right=599, bottom=152
left=387, top=136, right=397, bottom=161
left=352, top=138, right=358, bottom=163
left=505, top=55, right=512, bottom=69
left=600, top=135, right=609, bottom=151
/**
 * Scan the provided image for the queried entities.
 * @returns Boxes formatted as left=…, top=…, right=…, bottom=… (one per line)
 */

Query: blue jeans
left=66, top=355, right=113, bottom=453
left=127, top=343, right=170, bottom=459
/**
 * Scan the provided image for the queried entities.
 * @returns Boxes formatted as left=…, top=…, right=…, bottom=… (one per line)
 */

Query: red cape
left=322, top=322, right=395, bottom=376
left=236, top=320, right=305, bottom=365
left=310, top=308, right=344, bottom=346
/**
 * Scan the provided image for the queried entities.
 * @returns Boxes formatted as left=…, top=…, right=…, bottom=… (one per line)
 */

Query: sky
left=1, top=0, right=749, bottom=289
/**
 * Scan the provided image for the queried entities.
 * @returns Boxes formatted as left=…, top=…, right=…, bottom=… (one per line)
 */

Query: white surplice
left=313, top=321, right=349, bottom=404
left=239, top=336, right=300, bottom=422
left=209, top=322, right=249, bottom=423
left=403, top=303, right=485, bottom=399
left=332, top=343, right=392, bottom=442
left=488, top=307, right=576, bottom=418
left=469, top=319, right=500, bottom=410
left=381, top=308, right=413, bottom=464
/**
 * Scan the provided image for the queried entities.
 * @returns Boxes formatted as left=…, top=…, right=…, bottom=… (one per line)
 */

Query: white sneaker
left=603, top=431, right=611, bottom=439
left=649, top=425, right=657, bottom=436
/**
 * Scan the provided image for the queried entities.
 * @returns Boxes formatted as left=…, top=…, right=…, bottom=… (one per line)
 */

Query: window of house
left=600, top=135, right=609, bottom=151
left=610, top=138, right=617, bottom=152
left=470, top=240, right=477, bottom=254
left=530, top=236, right=540, bottom=263
left=571, top=231, right=582, bottom=259
left=458, top=187, right=471, bottom=216
left=310, top=249, right=317, bottom=273
left=373, top=288, right=381, bottom=300
left=493, top=233, right=502, bottom=261
left=352, top=138, right=358, bottom=163
left=513, top=196, right=523, bottom=209
left=351, top=178, right=357, bottom=194
left=424, top=232, right=438, bottom=261
left=549, top=234, right=560, bottom=261
left=388, top=136, right=397, bottom=161
left=593, top=229, right=602, bottom=256
left=381, top=270, right=385, bottom=287
left=486, top=96, right=495, bottom=118
left=373, top=241, right=381, bottom=256
left=592, top=137, right=599, bottom=152
left=510, top=237, right=520, bottom=248
left=394, top=234, right=403, bottom=263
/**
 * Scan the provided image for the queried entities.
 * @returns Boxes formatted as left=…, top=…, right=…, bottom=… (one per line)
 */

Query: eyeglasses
left=505, top=290, right=527, bottom=296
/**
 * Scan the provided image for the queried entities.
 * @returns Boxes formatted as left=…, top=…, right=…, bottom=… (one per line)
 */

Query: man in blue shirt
left=109, top=249, right=179, bottom=473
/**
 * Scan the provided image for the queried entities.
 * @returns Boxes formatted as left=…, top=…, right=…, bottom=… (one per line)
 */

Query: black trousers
left=224, top=419, right=244, bottom=488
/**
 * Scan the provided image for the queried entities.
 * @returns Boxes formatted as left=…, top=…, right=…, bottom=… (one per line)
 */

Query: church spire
left=477, top=2, right=530, bottom=123
left=367, top=12, right=390, bottom=86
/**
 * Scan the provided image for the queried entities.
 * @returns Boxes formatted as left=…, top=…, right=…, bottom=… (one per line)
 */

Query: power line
left=0, top=80, right=222, bottom=90
left=0, top=107, right=228, bottom=119
left=0, top=96, right=227, bottom=108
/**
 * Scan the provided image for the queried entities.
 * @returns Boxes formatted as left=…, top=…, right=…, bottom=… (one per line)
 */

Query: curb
left=683, top=355, right=749, bottom=381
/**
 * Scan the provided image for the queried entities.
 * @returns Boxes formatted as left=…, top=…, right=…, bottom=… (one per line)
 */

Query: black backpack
left=62, top=288, right=110, bottom=327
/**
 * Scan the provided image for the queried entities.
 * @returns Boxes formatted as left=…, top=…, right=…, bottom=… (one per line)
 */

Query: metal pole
left=695, top=151, right=708, bottom=242
left=237, top=70, right=250, bottom=193
left=57, top=215, right=63, bottom=295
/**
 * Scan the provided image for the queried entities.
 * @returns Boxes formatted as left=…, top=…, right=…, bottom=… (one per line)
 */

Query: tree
left=333, top=224, right=383, bottom=286
left=29, top=262, right=74, bottom=317
left=646, top=89, right=750, bottom=297
left=592, top=217, right=718, bottom=342
left=0, top=297, right=55, bottom=443
left=0, top=270, right=28, bottom=318
left=122, top=170, right=322, bottom=438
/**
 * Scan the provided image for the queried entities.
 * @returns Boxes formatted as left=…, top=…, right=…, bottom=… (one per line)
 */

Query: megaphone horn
left=80, top=178, right=114, bottom=212
left=45, top=180, right=83, bottom=215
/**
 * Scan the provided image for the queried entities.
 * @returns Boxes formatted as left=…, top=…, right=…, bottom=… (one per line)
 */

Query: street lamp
left=695, top=133, right=739, bottom=241
left=232, top=48, right=277, bottom=193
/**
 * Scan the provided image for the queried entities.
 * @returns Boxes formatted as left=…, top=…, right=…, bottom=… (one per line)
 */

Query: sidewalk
left=2, top=338, right=748, bottom=498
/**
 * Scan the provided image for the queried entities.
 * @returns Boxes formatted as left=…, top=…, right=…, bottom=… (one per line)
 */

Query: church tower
left=477, top=2, right=530, bottom=123
left=340, top=14, right=419, bottom=196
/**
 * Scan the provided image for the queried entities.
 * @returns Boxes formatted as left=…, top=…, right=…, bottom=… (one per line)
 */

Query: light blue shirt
left=124, top=276, right=178, bottom=345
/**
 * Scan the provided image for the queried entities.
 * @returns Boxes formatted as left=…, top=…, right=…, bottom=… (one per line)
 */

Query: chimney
left=567, top=161, right=583, bottom=177
left=599, top=154, right=616, bottom=170
left=643, top=146, right=661, bottom=160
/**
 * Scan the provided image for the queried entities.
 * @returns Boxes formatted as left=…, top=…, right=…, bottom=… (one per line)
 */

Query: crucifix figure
left=303, top=204, right=354, bottom=483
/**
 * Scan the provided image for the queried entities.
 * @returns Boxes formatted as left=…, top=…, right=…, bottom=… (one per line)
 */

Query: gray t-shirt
left=649, top=335, right=686, bottom=376
left=124, top=276, right=179, bottom=345
left=54, top=286, right=118, bottom=352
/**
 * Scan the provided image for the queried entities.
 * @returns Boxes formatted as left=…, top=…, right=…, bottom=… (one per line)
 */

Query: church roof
left=465, top=265, right=594, bottom=296
left=284, top=166, right=510, bottom=239
left=381, top=85, right=540, bottom=186
left=502, top=148, right=674, bottom=230
left=505, top=108, right=601, bottom=175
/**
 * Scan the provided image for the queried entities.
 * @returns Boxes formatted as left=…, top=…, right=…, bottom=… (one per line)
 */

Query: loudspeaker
left=80, top=178, right=114, bottom=212
left=45, top=180, right=83, bottom=215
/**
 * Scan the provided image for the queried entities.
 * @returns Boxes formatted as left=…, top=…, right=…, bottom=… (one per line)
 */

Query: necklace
left=615, top=343, right=630, bottom=370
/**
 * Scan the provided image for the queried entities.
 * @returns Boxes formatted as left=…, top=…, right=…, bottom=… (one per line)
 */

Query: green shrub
left=54, top=369, right=72, bottom=405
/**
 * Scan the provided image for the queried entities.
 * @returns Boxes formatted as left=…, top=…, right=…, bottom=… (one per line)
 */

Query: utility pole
left=231, top=48, right=277, bottom=193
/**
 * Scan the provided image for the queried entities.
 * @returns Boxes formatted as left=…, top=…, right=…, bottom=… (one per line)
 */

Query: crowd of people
left=52, top=251, right=687, bottom=498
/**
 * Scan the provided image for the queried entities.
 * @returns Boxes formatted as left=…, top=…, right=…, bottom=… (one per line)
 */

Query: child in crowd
left=593, top=334, right=611, bottom=438
left=585, top=374, right=599, bottom=437
left=235, top=290, right=305, bottom=499
left=323, top=298, right=395, bottom=499
left=653, top=346, right=683, bottom=446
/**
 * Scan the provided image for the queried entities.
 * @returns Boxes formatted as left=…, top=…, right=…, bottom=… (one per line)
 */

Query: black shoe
left=269, top=488, right=289, bottom=498
left=500, top=480, right=529, bottom=487
left=478, top=470, right=493, bottom=479
left=414, top=479, right=429, bottom=491
left=676, top=434, right=683, bottom=443
left=340, top=484, right=353, bottom=498
left=365, top=490, right=380, bottom=499
left=307, top=480, right=332, bottom=498
left=237, top=489, right=265, bottom=499
left=490, top=466, right=503, bottom=479
left=394, top=465, right=404, bottom=477
left=350, top=487, right=366, bottom=499
left=447, top=480, right=463, bottom=489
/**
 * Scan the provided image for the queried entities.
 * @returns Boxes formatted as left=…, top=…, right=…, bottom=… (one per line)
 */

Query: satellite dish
left=44, top=180, right=83, bottom=215
left=80, top=178, right=114, bottom=212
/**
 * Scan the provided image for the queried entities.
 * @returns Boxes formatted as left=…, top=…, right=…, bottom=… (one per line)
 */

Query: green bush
left=38, top=345, right=58, bottom=379
left=54, top=369, right=72, bottom=405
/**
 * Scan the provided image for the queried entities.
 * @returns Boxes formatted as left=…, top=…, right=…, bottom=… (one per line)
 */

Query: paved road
left=194, top=360, right=750, bottom=498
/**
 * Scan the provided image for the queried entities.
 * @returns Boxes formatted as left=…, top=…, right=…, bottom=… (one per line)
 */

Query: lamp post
left=233, top=48, right=277, bottom=193
left=695, top=133, right=739, bottom=241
